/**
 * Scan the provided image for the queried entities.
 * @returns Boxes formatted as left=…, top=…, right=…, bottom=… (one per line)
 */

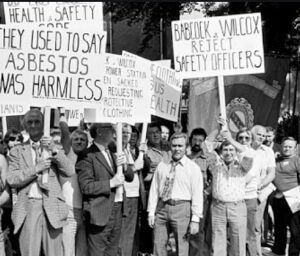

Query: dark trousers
left=272, top=197, right=300, bottom=256
left=189, top=194, right=211, bottom=256
left=118, top=197, right=139, bottom=256
left=139, top=209, right=153, bottom=253
left=87, top=202, right=122, bottom=256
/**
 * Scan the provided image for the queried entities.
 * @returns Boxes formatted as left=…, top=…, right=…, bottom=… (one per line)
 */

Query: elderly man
left=76, top=123, right=134, bottom=256
left=250, top=125, right=276, bottom=256
left=148, top=132, right=203, bottom=256
left=7, top=109, right=73, bottom=256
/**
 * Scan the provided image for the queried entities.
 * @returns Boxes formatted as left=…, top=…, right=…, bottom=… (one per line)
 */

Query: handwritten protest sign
left=122, top=51, right=182, bottom=122
left=153, top=59, right=171, bottom=68
left=0, top=25, right=107, bottom=111
left=172, top=13, right=265, bottom=79
left=3, top=2, right=104, bottom=30
left=84, top=53, right=151, bottom=124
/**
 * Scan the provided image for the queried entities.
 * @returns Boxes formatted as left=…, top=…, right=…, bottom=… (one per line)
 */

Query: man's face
left=191, top=135, right=205, bottom=153
left=281, top=140, right=297, bottom=157
left=220, top=144, right=236, bottom=163
left=122, top=126, right=132, bottom=146
left=71, top=133, right=88, bottom=154
left=237, top=132, right=252, bottom=146
left=25, top=113, right=43, bottom=140
left=252, top=127, right=266, bottom=147
left=147, top=127, right=161, bottom=146
left=171, top=137, right=186, bottom=161
left=98, top=126, right=114, bottom=143
left=161, top=126, right=170, bottom=141
left=264, top=131, right=275, bottom=147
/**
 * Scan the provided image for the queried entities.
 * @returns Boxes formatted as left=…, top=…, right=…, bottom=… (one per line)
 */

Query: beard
left=191, top=145, right=201, bottom=153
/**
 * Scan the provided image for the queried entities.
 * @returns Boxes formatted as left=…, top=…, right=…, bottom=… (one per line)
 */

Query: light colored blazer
left=7, top=140, right=73, bottom=234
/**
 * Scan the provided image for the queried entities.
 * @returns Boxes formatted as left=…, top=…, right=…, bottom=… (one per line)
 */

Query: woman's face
left=7, top=133, right=23, bottom=149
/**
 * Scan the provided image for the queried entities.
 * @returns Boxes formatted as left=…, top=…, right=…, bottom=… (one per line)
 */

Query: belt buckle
left=168, top=199, right=176, bottom=206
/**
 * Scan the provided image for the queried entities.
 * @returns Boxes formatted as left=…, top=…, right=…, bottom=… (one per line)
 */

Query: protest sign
left=0, top=25, right=107, bottom=111
left=172, top=13, right=265, bottom=79
left=3, top=2, right=104, bottom=30
left=65, top=108, right=84, bottom=127
left=122, top=51, right=182, bottom=122
left=153, top=59, right=171, bottom=68
left=84, top=53, right=151, bottom=124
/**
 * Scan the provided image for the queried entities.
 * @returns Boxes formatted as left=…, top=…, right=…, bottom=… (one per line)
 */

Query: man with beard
left=188, top=128, right=211, bottom=256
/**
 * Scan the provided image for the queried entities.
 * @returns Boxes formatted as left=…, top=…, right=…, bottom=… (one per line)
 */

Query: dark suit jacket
left=76, top=143, right=134, bottom=227
left=7, top=141, right=74, bottom=234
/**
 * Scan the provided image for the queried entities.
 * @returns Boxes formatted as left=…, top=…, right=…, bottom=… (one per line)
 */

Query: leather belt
left=163, top=199, right=190, bottom=206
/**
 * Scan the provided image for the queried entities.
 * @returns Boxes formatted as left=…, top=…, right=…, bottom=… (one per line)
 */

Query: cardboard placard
left=0, top=25, right=107, bottom=110
left=84, top=53, right=151, bottom=124
left=122, top=51, right=182, bottom=122
left=172, top=13, right=265, bottom=78
left=4, top=2, right=104, bottom=30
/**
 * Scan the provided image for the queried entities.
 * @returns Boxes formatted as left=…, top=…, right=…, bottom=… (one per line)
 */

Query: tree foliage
left=105, top=2, right=300, bottom=63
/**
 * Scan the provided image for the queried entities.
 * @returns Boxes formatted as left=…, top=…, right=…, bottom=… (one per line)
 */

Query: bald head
left=251, top=125, right=266, bottom=147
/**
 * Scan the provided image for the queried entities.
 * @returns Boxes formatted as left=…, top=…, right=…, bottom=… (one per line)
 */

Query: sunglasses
left=238, top=136, right=251, bottom=141
left=9, top=136, right=17, bottom=142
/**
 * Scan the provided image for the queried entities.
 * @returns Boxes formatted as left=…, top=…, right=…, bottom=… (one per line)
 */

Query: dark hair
left=219, top=140, right=234, bottom=151
left=89, top=123, right=113, bottom=139
left=131, top=126, right=140, bottom=138
left=147, top=122, right=162, bottom=133
left=265, top=126, right=276, bottom=135
left=189, top=128, right=207, bottom=144
left=281, top=136, right=297, bottom=145
left=4, top=129, right=24, bottom=144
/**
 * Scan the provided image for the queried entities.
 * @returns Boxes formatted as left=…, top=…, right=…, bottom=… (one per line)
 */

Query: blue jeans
left=245, top=198, right=257, bottom=256
left=211, top=199, right=247, bottom=256
left=154, top=200, right=191, bottom=256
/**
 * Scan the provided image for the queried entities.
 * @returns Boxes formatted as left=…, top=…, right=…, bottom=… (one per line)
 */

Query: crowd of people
left=0, top=108, right=299, bottom=256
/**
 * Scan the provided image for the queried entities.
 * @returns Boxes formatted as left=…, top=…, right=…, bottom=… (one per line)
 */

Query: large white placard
left=3, top=2, right=104, bottom=30
left=0, top=25, right=107, bottom=111
left=84, top=53, right=152, bottom=124
left=172, top=13, right=265, bottom=78
left=122, top=51, right=182, bottom=122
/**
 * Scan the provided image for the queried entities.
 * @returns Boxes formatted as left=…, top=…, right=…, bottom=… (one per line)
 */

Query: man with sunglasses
left=235, top=126, right=276, bottom=256
left=236, top=128, right=258, bottom=256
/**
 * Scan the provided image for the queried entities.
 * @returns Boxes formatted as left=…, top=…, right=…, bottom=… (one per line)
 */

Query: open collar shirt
left=147, top=155, right=203, bottom=222
left=208, top=152, right=252, bottom=202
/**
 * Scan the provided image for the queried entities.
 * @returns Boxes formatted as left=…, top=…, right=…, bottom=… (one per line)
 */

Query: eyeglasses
left=238, top=136, right=251, bottom=141
left=9, top=136, right=17, bottom=142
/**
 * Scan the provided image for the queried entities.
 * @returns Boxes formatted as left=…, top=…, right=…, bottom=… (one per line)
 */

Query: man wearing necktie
left=147, top=132, right=204, bottom=256
left=7, top=109, right=74, bottom=256
left=76, top=122, right=134, bottom=256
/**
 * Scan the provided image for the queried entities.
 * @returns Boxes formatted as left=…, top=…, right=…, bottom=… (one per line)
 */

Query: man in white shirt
left=250, top=125, right=276, bottom=256
left=147, top=132, right=203, bottom=256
